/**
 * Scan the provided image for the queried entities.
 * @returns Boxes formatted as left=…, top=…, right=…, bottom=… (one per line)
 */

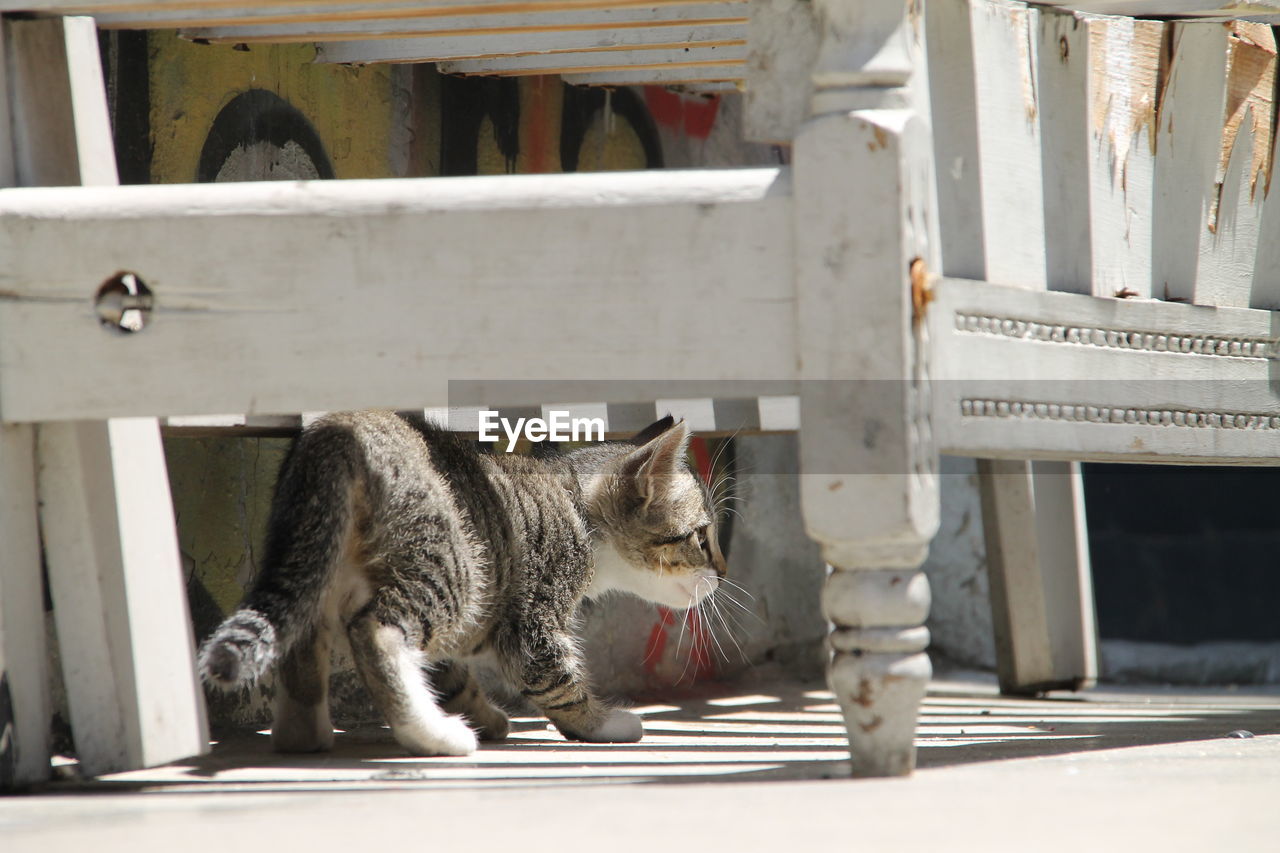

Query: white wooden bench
left=1, top=0, right=1277, bottom=786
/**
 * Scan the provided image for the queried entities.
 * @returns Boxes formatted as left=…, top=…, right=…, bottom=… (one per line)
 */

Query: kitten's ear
left=628, top=414, right=676, bottom=446
left=620, top=419, right=691, bottom=506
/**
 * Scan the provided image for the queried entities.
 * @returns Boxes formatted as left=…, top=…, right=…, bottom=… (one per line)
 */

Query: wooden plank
left=4, top=17, right=117, bottom=187
left=794, top=113, right=937, bottom=566
left=968, top=0, right=1046, bottom=290
left=435, top=42, right=742, bottom=74
left=963, top=3, right=1097, bottom=697
left=6, top=16, right=210, bottom=780
left=41, top=0, right=1280, bottom=26
left=159, top=398, right=797, bottom=435
left=1085, top=14, right=1163, bottom=299
left=1028, top=460, right=1096, bottom=689
left=978, top=459, right=1095, bottom=694
left=1039, top=0, right=1280, bottom=16
left=742, top=0, right=818, bottom=144
left=1151, top=22, right=1229, bottom=305
left=977, top=459, right=1055, bottom=691
left=9, top=0, right=713, bottom=12
left=38, top=419, right=209, bottom=775
left=0, top=24, right=47, bottom=790
left=1035, top=7, right=1091, bottom=294
left=86, top=0, right=719, bottom=30
left=0, top=424, right=51, bottom=788
left=928, top=277, right=1280, bottom=463
left=182, top=3, right=745, bottom=42
left=925, top=0, right=985, bottom=281
left=1252, top=132, right=1280, bottom=308
left=1195, top=23, right=1275, bottom=309
left=314, top=22, right=743, bottom=63
left=8, top=0, right=1276, bottom=28
left=561, top=66, right=739, bottom=85
left=0, top=169, right=794, bottom=423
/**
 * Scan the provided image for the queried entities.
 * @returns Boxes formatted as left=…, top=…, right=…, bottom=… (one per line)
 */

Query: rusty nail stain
left=910, top=257, right=932, bottom=326
left=859, top=715, right=884, bottom=733
left=828, top=480, right=844, bottom=492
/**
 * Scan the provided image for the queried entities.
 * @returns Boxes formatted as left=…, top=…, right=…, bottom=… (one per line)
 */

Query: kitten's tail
left=197, top=609, right=279, bottom=690
left=197, top=421, right=359, bottom=691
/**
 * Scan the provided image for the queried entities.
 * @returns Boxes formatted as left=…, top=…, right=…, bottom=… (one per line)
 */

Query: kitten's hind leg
left=347, top=611, right=478, bottom=756
left=271, top=627, right=335, bottom=753
left=432, top=660, right=509, bottom=741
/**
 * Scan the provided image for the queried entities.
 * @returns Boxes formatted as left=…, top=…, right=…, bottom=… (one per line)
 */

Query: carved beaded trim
left=961, top=399, right=1280, bottom=430
left=954, top=312, right=1277, bottom=359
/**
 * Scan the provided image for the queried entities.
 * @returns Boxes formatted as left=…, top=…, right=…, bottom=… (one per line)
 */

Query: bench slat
left=0, top=170, right=793, bottom=424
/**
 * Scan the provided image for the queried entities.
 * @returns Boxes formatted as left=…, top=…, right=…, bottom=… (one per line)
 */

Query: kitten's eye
left=655, top=534, right=687, bottom=547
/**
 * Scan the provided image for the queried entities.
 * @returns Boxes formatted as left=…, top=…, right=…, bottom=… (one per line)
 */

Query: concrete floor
left=3, top=674, right=1278, bottom=852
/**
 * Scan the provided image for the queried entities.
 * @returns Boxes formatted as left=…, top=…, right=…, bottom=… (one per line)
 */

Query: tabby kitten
left=198, top=411, right=727, bottom=756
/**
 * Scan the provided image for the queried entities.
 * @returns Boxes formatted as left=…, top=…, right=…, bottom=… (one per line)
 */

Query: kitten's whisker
left=716, top=507, right=745, bottom=524
left=718, top=592, right=759, bottom=620
left=699, top=593, right=733, bottom=665
left=670, top=606, right=700, bottom=686
left=706, top=594, right=750, bottom=665
left=675, top=609, right=696, bottom=685
left=718, top=577, right=758, bottom=602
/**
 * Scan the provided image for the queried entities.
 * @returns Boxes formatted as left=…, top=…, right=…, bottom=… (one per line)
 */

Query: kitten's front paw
left=472, top=705, right=510, bottom=742
left=392, top=714, right=479, bottom=756
left=572, top=708, right=643, bottom=743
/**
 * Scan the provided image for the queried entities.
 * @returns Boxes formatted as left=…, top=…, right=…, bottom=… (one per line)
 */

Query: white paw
left=393, top=714, right=479, bottom=756
left=588, top=708, right=644, bottom=743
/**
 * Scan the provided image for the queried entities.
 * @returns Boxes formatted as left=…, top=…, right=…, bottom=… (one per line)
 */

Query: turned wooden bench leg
left=822, top=555, right=933, bottom=776
left=979, top=459, right=1097, bottom=694
left=795, top=0, right=937, bottom=777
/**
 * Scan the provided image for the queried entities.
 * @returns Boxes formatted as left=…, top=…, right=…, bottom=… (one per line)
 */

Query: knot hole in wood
left=95, top=272, right=153, bottom=333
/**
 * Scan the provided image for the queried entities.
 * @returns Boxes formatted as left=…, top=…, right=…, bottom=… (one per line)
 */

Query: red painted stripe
left=524, top=77, right=553, bottom=173
left=690, top=436, right=713, bottom=484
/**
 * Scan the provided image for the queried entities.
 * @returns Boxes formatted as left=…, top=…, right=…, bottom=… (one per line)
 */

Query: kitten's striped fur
left=198, top=411, right=726, bottom=755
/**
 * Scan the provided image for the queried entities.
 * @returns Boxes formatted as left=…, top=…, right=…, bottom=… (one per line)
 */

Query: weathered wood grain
left=1151, top=22, right=1229, bottom=305
left=1035, top=7, right=1091, bottom=294
left=0, top=424, right=51, bottom=788
left=926, top=0, right=985, bottom=281
left=929, top=277, right=1280, bottom=463
left=1085, top=14, right=1163, bottom=299
left=315, top=24, right=742, bottom=63
left=968, top=0, right=1046, bottom=289
left=38, top=419, right=209, bottom=775
left=182, top=2, right=744, bottom=41
left=742, top=0, right=818, bottom=143
left=435, top=42, right=743, bottom=74
left=0, top=169, right=793, bottom=423
left=8, top=16, right=210, bottom=781
left=1195, top=23, right=1275, bottom=309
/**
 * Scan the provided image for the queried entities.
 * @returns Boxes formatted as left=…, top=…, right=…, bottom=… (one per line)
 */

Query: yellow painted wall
left=148, top=35, right=405, bottom=183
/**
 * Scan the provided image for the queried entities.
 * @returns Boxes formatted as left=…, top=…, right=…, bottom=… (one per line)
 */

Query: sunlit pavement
left=3, top=674, right=1278, bottom=851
